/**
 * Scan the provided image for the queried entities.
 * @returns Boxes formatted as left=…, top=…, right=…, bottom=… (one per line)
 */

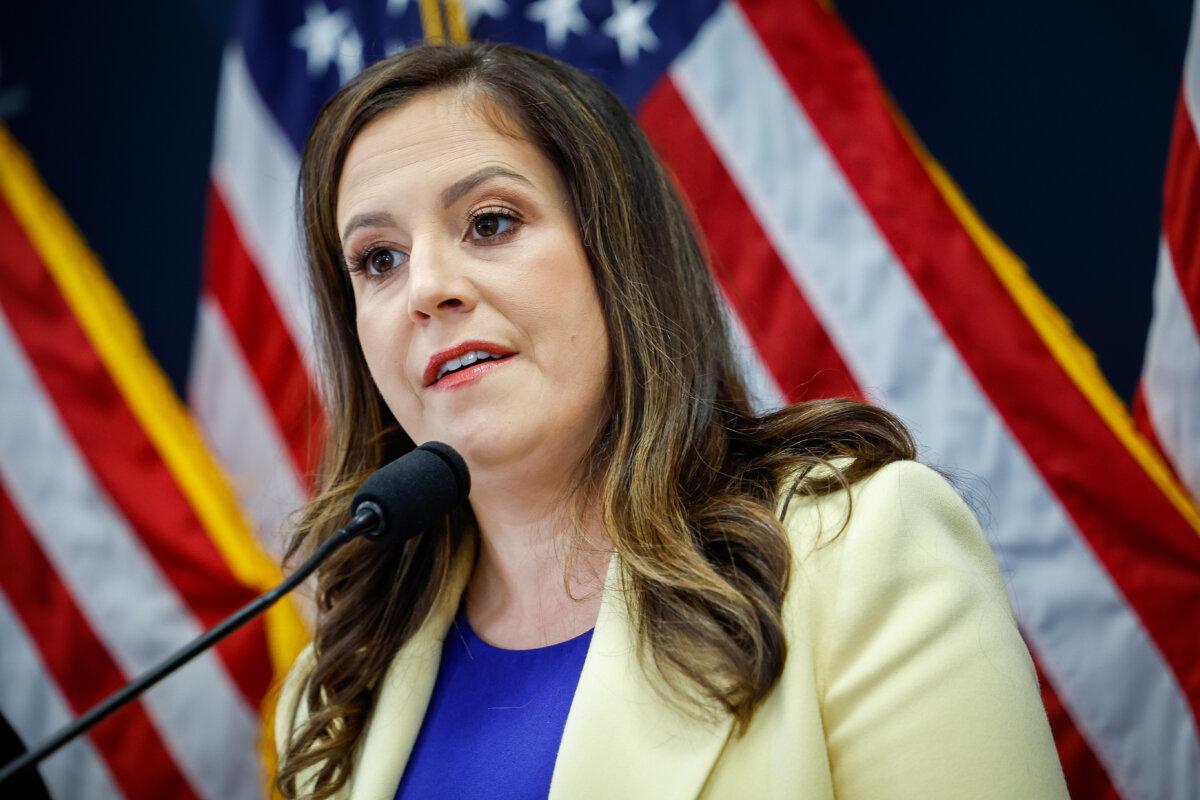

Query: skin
left=337, top=88, right=612, bottom=648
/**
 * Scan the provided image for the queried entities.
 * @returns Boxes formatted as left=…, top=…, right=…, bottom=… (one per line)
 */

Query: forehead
left=336, top=89, right=559, bottom=225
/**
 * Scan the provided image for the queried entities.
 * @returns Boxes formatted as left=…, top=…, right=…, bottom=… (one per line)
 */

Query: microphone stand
left=0, top=501, right=384, bottom=789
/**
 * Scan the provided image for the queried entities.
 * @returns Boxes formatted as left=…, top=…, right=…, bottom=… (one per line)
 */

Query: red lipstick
left=423, top=340, right=516, bottom=388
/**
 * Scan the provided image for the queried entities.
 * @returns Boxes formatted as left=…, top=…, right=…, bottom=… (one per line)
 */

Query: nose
left=406, top=241, right=476, bottom=324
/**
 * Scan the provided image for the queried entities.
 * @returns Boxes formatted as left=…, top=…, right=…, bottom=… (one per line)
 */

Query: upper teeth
left=437, top=350, right=502, bottom=381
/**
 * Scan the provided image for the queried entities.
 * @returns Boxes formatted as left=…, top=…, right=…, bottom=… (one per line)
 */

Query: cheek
left=355, top=301, right=420, bottom=422
left=556, top=258, right=608, bottom=369
left=553, top=274, right=611, bottom=409
left=578, top=302, right=612, bottom=406
left=355, top=308, right=390, bottom=381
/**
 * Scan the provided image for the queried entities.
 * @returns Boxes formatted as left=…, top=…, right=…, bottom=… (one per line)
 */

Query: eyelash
left=466, top=205, right=522, bottom=243
left=345, top=205, right=524, bottom=278
left=346, top=241, right=402, bottom=278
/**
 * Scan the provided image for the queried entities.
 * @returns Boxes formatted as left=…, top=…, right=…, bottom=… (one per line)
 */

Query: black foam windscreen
left=351, top=442, right=471, bottom=541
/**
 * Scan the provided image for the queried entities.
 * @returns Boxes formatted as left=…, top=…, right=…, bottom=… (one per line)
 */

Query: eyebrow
left=339, top=166, right=536, bottom=248
left=441, top=165, right=534, bottom=208
left=340, top=211, right=396, bottom=250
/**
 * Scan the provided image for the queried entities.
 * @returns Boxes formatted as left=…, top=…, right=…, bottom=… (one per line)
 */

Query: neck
left=464, top=460, right=611, bottom=649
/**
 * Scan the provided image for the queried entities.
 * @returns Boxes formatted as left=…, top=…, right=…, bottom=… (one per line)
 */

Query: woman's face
left=336, top=89, right=611, bottom=481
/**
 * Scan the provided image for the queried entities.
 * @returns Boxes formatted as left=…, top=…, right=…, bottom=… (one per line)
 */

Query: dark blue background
left=0, top=1, right=1192, bottom=401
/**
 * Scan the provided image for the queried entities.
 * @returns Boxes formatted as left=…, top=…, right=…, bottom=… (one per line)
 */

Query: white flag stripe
left=0, top=590, right=120, bottom=800
left=212, top=46, right=316, bottom=381
left=190, top=296, right=308, bottom=561
left=1159, top=0, right=1200, bottom=507
left=0, top=308, right=262, bottom=800
left=720, top=294, right=787, bottom=415
left=673, top=4, right=1200, bottom=799
left=1143, top=240, right=1200, bottom=501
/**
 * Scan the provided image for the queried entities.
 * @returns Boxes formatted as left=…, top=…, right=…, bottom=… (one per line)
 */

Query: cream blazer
left=275, top=461, right=1069, bottom=799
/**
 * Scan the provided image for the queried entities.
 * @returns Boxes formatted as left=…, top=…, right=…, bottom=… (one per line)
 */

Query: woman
left=274, top=42, right=1068, bottom=799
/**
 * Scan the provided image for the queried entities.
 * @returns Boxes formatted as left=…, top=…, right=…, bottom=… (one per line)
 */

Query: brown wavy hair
left=277, top=42, right=914, bottom=798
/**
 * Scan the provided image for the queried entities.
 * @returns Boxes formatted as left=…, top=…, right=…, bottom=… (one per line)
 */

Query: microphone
left=352, top=440, right=470, bottom=541
left=0, top=442, right=470, bottom=788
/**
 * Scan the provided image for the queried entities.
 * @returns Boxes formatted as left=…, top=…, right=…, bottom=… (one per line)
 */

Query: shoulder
left=779, top=458, right=972, bottom=531
left=274, top=642, right=317, bottom=760
left=778, top=458, right=1019, bottom=686
left=781, top=459, right=993, bottom=577
left=775, top=460, right=1068, bottom=796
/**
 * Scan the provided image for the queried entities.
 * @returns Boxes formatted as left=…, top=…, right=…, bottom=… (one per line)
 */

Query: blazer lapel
left=550, top=558, right=735, bottom=799
left=345, top=541, right=733, bottom=799
left=348, top=541, right=475, bottom=800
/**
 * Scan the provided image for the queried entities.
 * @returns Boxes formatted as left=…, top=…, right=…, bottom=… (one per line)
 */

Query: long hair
left=278, top=41, right=914, bottom=798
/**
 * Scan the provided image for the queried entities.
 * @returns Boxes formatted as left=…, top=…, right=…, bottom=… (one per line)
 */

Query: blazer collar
left=549, top=557, right=734, bottom=799
left=347, top=540, right=475, bottom=800
left=349, top=540, right=734, bottom=800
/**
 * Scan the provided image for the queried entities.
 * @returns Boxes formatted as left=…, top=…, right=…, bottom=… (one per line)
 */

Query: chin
left=420, top=421, right=528, bottom=472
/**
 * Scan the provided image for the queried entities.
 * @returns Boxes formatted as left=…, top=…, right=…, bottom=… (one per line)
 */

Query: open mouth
left=424, top=342, right=518, bottom=388
left=435, top=350, right=513, bottom=382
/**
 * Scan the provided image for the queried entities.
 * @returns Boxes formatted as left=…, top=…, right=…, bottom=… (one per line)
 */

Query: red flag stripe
left=211, top=47, right=318, bottom=383
left=0, top=196, right=272, bottom=710
left=1163, top=93, right=1200, bottom=357
left=190, top=295, right=311, bottom=559
left=639, top=79, right=864, bottom=404
left=204, top=186, right=324, bottom=490
left=1035, top=662, right=1121, bottom=799
left=1155, top=94, right=1200, bottom=495
left=0, top=486, right=198, bottom=799
left=641, top=48, right=1116, bottom=794
left=739, top=0, right=1200, bottom=713
left=1132, top=383, right=1180, bottom=483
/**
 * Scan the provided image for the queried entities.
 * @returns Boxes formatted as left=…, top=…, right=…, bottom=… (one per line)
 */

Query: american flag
left=1, top=0, right=1198, bottom=797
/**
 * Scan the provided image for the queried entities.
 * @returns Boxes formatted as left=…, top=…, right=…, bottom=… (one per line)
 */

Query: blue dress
left=394, top=604, right=594, bottom=799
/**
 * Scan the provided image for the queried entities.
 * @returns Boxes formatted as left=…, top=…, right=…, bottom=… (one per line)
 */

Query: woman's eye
left=362, top=247, right=407, bottom=276
left=469, top=211, right=516, bottom=240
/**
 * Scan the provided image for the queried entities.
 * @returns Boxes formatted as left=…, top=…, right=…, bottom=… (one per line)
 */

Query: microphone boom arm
left=0, top=501, right=384, bottom=788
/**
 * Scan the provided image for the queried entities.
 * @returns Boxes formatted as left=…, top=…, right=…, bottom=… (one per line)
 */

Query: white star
left=291, top=2, right=355, bottom=78
left=526, top=0, right=589, bottom=50
left=602, top=0, right=658, bottom=65
left=387, top=0, right=409, bottom=14
left=336, top=26, right=363, bottom=83
left=385, top=39, right=408, bottom=56
left=462, top=0, right=508, bottom=28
